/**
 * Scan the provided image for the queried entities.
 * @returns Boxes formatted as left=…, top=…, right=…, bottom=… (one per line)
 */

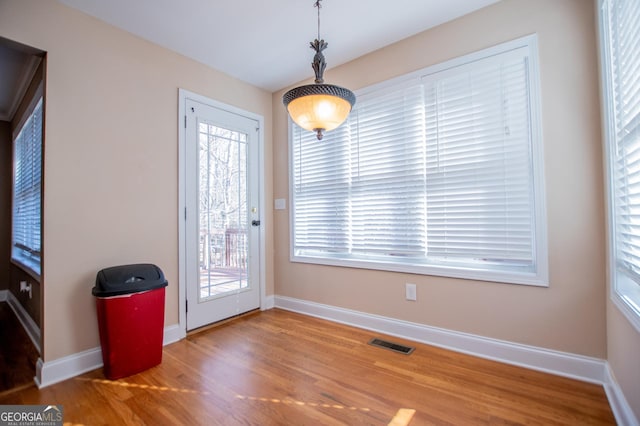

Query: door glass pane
left=198, top=122, right=248, bottom=301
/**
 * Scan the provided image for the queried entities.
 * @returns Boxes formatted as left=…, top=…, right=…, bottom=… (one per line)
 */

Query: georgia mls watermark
left=0, top=405, right=63, bottom=426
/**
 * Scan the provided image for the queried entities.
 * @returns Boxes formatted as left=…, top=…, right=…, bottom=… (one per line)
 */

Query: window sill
left=11, top=256, right=41, bottom=283
left=612, top=272, right=640, bottom=333
left=291, top=253, right=549, bottom=287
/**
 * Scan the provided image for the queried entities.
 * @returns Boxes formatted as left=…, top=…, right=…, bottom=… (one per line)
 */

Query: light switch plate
left=274, top=198, right=286, bottom=210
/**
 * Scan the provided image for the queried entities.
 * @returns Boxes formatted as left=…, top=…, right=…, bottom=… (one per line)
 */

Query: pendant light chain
left=310, top=1, right=328, bottom=85
left=315, top=0, right=322, bottom=41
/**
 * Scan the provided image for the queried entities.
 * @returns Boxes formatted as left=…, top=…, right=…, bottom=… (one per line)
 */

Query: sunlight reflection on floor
left=235, top=393, right=370, bottom=412
left=76, top=378, right=415, bottom=425
left=235, top=394, right=416, bottom=425
left=76, top=377, right=208, bottom=395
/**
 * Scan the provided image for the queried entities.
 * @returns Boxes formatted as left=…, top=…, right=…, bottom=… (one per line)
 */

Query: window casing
left=599, top=0, right=640, bottom=331
left=289, top=35, right=547, bottom=286
left=12, top=96, right=43, bottom=278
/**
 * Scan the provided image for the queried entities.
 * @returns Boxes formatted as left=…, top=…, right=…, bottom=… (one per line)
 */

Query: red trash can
left=92, top=264, right=168, bottom=380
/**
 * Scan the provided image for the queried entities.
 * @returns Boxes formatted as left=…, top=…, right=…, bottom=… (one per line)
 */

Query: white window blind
left=292, top=124, right=351, bottom=254
left=290, top=36, right=546, bottom=285
left=350, top=84, right=427, bottom=258
left=600, top=0, right=640, bottom=325
left=423, top=49, right=535, bottom=271
left=607, top=0, right=640, bottom=282
left=12, top=97, right=43, bottom=276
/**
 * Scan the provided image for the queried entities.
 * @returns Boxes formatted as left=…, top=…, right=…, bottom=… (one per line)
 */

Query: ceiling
left=57, top=0, right=499, bottom=92
left=1, top=0, right=500, bottom=120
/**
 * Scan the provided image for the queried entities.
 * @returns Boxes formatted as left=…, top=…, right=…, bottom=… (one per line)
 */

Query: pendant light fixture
left=283, top=0, right=356, bottom=140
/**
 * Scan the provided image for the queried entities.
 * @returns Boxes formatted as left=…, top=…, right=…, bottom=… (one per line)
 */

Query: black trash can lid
left=92, top=263, right=168, bottom=297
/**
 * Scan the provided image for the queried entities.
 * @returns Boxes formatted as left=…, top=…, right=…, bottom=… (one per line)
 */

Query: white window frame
left=11, top=86, right=43, bottom=280
left=288, top=35, right=548, bottom=286
left=598, top=0, right=640, bottom=332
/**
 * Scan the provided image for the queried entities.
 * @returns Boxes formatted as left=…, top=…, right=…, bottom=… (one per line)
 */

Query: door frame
left=177, top=88, right=266, bottom=336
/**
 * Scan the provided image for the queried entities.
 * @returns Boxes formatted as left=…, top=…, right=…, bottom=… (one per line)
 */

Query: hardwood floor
left=0, top=302, right=39, bottom=396
left=0, top=309, right=615, bottom=425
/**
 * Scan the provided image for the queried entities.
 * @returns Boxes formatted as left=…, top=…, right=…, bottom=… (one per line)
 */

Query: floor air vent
left=368, top=338, right=415, bottom=355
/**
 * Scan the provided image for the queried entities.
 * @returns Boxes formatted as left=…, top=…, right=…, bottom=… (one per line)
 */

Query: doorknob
left=251, top=220, right=261, bottom=227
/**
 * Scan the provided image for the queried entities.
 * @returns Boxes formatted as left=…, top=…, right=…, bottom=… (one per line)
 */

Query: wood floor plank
left=0, top=309, right=615, bottom=425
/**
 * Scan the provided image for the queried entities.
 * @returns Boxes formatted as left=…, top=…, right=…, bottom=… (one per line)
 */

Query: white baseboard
left=274, top=296, right=606, bottom=383
left=2, top=289, right=41, bottom=354
left=163, top=324, right=184, bottom=346
left=36, top=323, right=184, bottom=388
left=262, top=295, right=275, bottom=310
left=604, top=363, right=640, bottom=426
left=274, top=296, right=638, bottom=426
left=35, top=347, right=103, bottom=388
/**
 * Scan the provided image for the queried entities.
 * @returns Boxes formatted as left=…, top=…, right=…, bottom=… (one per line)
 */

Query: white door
left=184, top=98, right=261, bottom=330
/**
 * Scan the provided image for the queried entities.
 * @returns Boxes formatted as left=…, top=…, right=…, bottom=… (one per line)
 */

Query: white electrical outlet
left=405, top=283, right=417, bottom=301
left=20, top=281, right=33, bottom=299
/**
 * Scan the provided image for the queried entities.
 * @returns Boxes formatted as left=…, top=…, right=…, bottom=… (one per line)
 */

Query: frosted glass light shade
left=283, top=83, right=356, bottom=139
left=287, top=93, right=352, bottom=132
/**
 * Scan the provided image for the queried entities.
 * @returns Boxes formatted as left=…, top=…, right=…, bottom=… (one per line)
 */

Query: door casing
left=177, top=88, right=266, bottom=337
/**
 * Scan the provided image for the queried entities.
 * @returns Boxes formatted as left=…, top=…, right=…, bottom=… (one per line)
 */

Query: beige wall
left=0, top=0, right=273, bottom=361
left=10, top=264, right=41, bottom=327
left=273, top=0, right=607, bottom=358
